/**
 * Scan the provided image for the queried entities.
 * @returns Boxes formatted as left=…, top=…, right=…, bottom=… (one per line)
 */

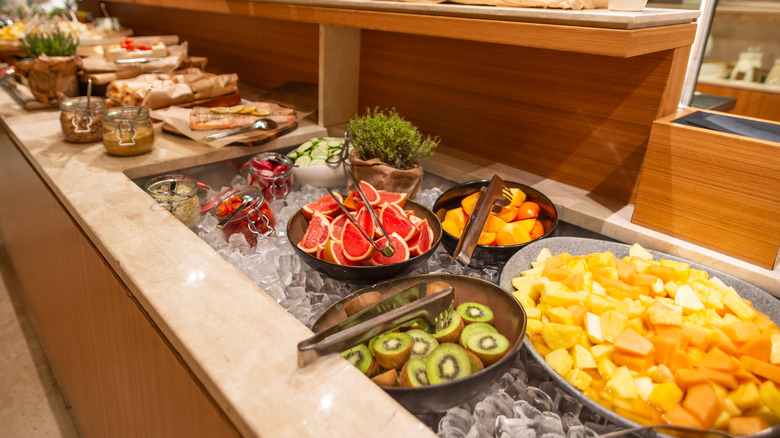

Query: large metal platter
left=499, top=236, right=780, bottom=438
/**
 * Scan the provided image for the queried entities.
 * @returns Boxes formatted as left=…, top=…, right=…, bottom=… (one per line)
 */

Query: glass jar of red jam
left=210, top=186, right=275, bottom=246
left=245, top=152, right=294, bottom=201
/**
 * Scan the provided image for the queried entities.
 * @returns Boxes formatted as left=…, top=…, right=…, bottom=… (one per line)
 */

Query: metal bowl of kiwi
left=311, top=273, right=527, bottom=413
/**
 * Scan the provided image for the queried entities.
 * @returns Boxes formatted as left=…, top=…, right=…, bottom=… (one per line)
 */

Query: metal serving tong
left=326, top=132, right=395, bottom=257
left=297, top=282, right=455, bottom=367
left=453, top=174, right=514, bottom=266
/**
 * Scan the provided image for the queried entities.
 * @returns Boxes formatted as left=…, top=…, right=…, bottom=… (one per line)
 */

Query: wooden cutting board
left=161, top=121, right=299, bottom=147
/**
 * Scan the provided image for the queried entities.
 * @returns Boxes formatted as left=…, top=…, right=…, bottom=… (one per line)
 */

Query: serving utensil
left=297, top=285, right=455, bottom=367
left=203, top=118, right=278, bottom=142
left=452, top=174, right=513, bottom=266
left=596, top=423, right=780, bottom=438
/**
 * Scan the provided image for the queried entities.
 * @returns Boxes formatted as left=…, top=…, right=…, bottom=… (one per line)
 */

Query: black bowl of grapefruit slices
left=286, top=181, right=443, bottom=282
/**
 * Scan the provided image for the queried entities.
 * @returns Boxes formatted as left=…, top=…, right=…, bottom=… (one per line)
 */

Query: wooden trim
left=101, top=0, right=696, bottom=57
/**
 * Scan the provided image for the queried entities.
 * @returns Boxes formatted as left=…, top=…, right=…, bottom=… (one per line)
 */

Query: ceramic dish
left=293, top=162, right=348, bottom=188
left=499, top=236, right=780, bottom=438
left=432, top=179, right=558, bottom=268
left=311, top=273, right=527, bottom=413
left=286, top=200, right=442, bottom=283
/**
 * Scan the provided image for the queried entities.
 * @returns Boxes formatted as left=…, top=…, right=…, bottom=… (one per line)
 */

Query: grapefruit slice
left=407, top=218, right=433, bottom=256
left=377, top=190, right=408, bottom=208
left=328, top=214, right=348, bottom=242
left=350, top=180, right=381, bottom=209
left=379, top=203, right=418, bottom=242
left=355, top=207, right=376, bottom=240
left=298, top=211, right=331, bottom=254
left=341, top=220, right=376, bottom=261
left=321, top=239, right=362, bottom=266
left=368, top=232, right=410, bottom=266
left=302, top=193, right=343, bottom=220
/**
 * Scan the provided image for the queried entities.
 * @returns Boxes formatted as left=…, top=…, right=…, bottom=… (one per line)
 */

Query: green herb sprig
left=20, top=27, right=78, bottom=57
left=347, top=107, right=439, bottom=171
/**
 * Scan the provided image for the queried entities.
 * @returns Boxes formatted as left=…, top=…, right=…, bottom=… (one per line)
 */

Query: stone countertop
left=2, top=90, right=779, bottom=437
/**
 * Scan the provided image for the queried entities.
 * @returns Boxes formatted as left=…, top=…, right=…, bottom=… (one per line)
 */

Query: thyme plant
left=347, top=107, right=439, bottom=170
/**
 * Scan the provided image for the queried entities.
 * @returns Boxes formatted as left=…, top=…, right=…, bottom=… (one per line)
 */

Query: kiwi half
left=407, top=329, right=439, bottom=359
left=371, top=368, right=398, bottom=387
left=466, top=331, right=510, bottom=366
left=426, top=343, right=472, bottom=384
left=459, top=322, right=497, bottom=347
left=373, top=332, right=413, bottom=370
left=468, top=350, right=485, bottom=373
left=399, top=358, right=429, bottom=387
left=433, top=311, right=464, bottom=344
left=341, top=344, right=377, bottom=376
left=456, top=302, right=494, bottom=325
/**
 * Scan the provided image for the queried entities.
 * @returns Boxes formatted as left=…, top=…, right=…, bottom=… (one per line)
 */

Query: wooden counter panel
left=85, top=1, right=320, bottom=91
left=358, top=32, right=679, bottom=202
left=0, top=125, right=237, bottom=437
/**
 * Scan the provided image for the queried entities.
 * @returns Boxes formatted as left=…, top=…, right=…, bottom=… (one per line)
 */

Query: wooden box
left=632, top=108, right=780, bottom=270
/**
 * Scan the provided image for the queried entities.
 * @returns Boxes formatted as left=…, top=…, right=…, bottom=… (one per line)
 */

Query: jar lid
left=205, top=185, right=267, bottom=224
left=60, top=96, right=105, bottom=112
left=144, top=174, right=198, bottom=203
left=104, top=106, right=150, bottom=121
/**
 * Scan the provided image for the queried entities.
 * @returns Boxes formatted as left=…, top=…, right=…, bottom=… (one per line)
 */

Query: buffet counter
left=1, top=89, right=778, bottom=437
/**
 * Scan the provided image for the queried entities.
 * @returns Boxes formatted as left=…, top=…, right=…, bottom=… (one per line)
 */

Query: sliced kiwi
left=341, top=344, right=377, bottom=376
left=456, top=302, right=494, bottom=325
left=426, top=343, right=472, bottom=384
left=466, top=331, right=510, bottom=367
left=371, top=368, right=398, bottom=387
left=433, top=311, right=464, bottom=344
left=407, top=329, right=439, bottom=359
left=373, top=332, right=413, bottom=370
left=468, top=350, right=485, bottom=373
left=399, top=357, right=429, bottom=387
left=459, top=322, right=498, bottom=347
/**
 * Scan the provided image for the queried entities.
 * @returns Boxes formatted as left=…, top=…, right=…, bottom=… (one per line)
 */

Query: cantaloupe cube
left=614, top=328, right=654, bottom=357
left=648, top=382, right=684, bottom=412
left=683, top=383, right=723, bottom=429
left=605, top=366, right=638, bottom=399
left=663, top=404, right=703, bottom=429
left=545, top=348, right=573, bottom=376
left=727, top=417, right=769, bottom=437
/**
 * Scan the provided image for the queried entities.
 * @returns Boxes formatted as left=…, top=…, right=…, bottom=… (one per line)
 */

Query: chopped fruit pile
left=339, top=283, right=511, bottom=388
left=438, top=187, right=546, bottom=247
left=118, top=37, right=153, bottom=51
left=511, top=243, right=780, bottom=436
left=296, top=181, right=433, bottom=266
left=215, top=195, right=275, bottom=247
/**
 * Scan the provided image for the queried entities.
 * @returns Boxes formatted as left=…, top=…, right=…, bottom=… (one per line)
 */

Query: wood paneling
left=696, top=82, right=780, bottom=122
left=0, top=124, right=238, bottom=438
left=632, top=109, right=780, bottom=269
left=358, top=32, right=682, bottom=202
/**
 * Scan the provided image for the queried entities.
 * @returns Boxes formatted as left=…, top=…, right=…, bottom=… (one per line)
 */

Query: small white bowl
left=293, top=163, right=348, bottom=188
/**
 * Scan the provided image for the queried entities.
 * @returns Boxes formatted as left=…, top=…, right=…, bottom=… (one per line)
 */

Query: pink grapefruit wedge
left=301, top=193, right=342, bottom=220
left=379, top=203, right=418, bottom=242
left=368, top=232, right=410, bottom=266
left=297, top=211, right=331, bottom=254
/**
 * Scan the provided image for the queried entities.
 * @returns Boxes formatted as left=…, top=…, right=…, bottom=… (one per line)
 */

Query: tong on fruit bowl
left=596, top=422, right=780, bottom=438
left=453, top=174, right=514, bottom=266
left=326, top=132, right=395, bottom=257
left=297, top=283, right=455, bottom=367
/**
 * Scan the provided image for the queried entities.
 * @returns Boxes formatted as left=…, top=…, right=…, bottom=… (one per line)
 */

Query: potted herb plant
left=15, top=16, right=81, bottom=105
left=347, top=107, right=439, bottom=200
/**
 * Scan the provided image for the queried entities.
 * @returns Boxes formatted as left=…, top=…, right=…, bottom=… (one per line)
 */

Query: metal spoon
left=203, top=118, right=278, bottom=142
left=597, top=422, right=780, bottom=438
left=137, top=85, right=153, bottom=114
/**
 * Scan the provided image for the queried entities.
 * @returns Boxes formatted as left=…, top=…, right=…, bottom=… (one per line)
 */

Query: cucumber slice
left=294, top=155, right=312, bottom=167
left=287, top=151, right=299, bottom=160
left=327, top=140, right=343, bottom=147
left=309, top=158, right=327, bottom=166
left=294, top=140, right=314, bottom=154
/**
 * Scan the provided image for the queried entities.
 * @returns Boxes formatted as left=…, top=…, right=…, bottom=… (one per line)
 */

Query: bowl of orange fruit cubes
left=432, top=180, right=558, bottom=268
left=500, top=237, right=780, bottom=437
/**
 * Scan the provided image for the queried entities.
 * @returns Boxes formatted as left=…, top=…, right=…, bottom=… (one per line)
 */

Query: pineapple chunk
left=647, top=382, right=683, bottom=412
left=771, top=334, right=780, bottom=364
left=728, top=382, right=762, bottom=410
left=585, top=312, right=604, bottom=343
left=758, top=381, right=780, bottom=418
left=545, top=348, right=574, bottom=376
left=600, top=310, right=628, bottom=343
left=723, top=289, right=757, bottom=321
left=573, top=344, right=598, bottom=369
left=526, top=319, right=544, bottom=335
left=664, top=281, right=678, bottom=298
left=590, top=343, right=614, bottom=361
left=591, top=280, right=607, bottom=297
left=723, top=398, right=742, bottom=417
left=511, top=276, right=536, bottom=296
left=597, top=357, right=618, bottom=380
left=565, top=368, right=593, bottom=392
left=535, top=247, right=552, bottom=264
left=545, top=306, right=575, bottom=325
left=635, top=376, right=655, bottom=401
left=652, top=278, right=665, bottom=295
left=537, top=281, right=588, bottom=307
left=629, top=243, right=654, bottom=261
left=674, top=284, right=705, bottom=314
left=586, top=294, right=616, bottom=315
left=647, top=300, right=683, bottom=326
left=541, top=323, right=582, bottom=351
left=605, top=366, right=638, bottom=399
left=525, top=306, right=542, bottom=320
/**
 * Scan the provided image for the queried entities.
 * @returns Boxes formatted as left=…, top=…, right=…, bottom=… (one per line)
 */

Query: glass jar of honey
left=60, top=96, right=105, bottom=143
left=102, top=106, right=154, bottom=156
